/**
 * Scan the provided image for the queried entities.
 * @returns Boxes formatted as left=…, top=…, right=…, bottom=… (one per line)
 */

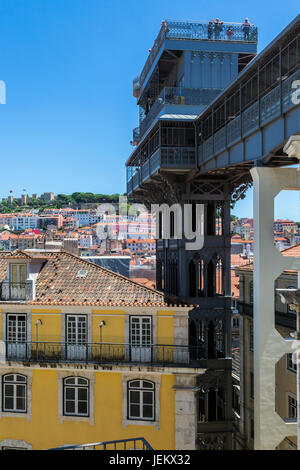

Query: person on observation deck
left=227, top=26, right=234, bottom=39
left=208, top=19, right=214, bottom=39
left=214, top=18, right=224, bottom=40
left=242, top=18, right=251, bottom=40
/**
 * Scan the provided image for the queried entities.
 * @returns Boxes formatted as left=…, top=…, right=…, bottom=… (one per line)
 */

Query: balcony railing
left=136, top=20, right=258, bottom=94
left=127, top=146, right=196, bottom=194
left=1, top=280, right=33, bottom=301
left=3, top=341, right=206, bottom=366
left=48, top=437, right=154, bottom=451
left=135, top=87, right=222, bottom=143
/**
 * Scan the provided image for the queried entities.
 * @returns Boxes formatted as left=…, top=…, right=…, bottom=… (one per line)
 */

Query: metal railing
left=166, top=21, right=257, bottom=43
left=3, top=341, right=206, bottom=366
left=136, top=87, right=222, bottom=143
left=1, top=280, right=33, bottom=301
left=127, top=146, right=196, bottom=192
left=136, top=20, right=258, bottom=93
left=47, top=437, right=154, bottom=451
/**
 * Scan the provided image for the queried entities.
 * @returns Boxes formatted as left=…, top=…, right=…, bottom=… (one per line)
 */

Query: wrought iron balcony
left=134, top=87, right=221, bottom=144
left=3, top=341, right=206, bottom=367
left=137, top=20, right=258, bottom=94
left=1, top=280, right=33, bottom=301
left=127, top=146, right=196, bottom=194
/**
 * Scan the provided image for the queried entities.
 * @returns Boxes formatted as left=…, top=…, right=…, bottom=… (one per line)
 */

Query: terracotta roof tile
left=0, top=250, right=193, bottom=308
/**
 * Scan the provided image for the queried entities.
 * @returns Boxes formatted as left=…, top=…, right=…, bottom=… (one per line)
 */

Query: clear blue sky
left=0, top=0, right=299, bottom=218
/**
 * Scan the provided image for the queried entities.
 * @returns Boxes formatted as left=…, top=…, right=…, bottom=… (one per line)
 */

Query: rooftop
left=0, top=250, right=192, bottom=308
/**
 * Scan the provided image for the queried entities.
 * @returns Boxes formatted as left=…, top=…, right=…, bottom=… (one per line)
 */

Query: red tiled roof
left=0, top=250, right=193, bottom=308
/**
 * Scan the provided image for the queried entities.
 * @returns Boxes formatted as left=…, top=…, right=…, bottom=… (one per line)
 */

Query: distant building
left=21, top=194, right=28, bottom=205
left=63, top=238, right=79, bottom=256
left=123, top=239, right=156, bottom=254
left=39, top=215, right=63, bottom=230
left=41, top=192, right=55, bottom=202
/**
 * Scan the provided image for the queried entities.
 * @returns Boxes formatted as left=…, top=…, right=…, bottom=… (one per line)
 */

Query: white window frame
left=66, top=315, right=87, bottom=345
left=6, top=314, right=27, bottom=344
left=63, top=376, right=89, bottom=417
left=2, top=374, right=27, bottom=414
left=122, top=373, right=161, bottom=430
left=128, top=379, right=155, bottom=421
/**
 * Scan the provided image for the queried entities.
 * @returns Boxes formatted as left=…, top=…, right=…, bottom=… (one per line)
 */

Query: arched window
left=63, top=377, right=89, bottom=417
left=2, top=374, right=27, bottom=413
left=128, top=379, right=155, bottom=421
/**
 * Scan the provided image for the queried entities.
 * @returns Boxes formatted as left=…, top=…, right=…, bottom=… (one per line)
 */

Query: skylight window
left=76, top=270, right=88, bottom=278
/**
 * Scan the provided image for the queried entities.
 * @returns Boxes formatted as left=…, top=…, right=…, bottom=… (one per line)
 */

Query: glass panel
left=65, top=387, right=75, bottom=399
left=4, top=385, right=13, bottom=396
left=10, top=265, right=18, bottom=284
left=4, top=397, right=13, bottom=410
left=129, top=381, right=140, bottom=388
left=65, top=401, right=75, bottom=413
left=77, top=378, right=88, bottom=385
left=16, top=397, right=25, bottom=411
left=130, top=391, right=140, bottom=404
left=65, top=378, right=76, bottom=385
left=143, top=405, right=153, bottom=418
left=130, top=404, right=140, bottom=418
left=142, top=381, right=154, bottom=389
left=78, top=401, right=88, bottom=414
left=16, top=375, right=26, bottom=383
left=143, top=391, right=153, bottom=405
left=78, top=388, right=87, bottom=400
left=16, top=385, right=25, bottom=398
left=4, top=375, right=14, bottom=382
left=19, top=265, right=26, bottom=284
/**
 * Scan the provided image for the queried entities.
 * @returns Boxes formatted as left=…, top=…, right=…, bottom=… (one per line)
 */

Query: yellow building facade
left=0, top=250, right=203, bottom=450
